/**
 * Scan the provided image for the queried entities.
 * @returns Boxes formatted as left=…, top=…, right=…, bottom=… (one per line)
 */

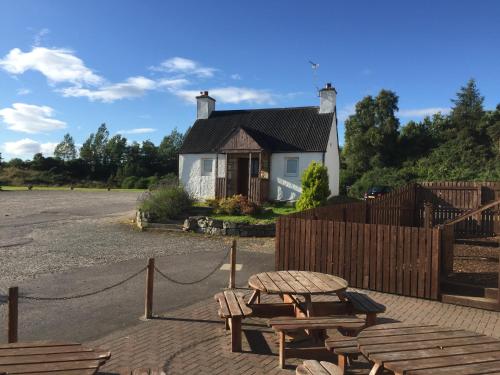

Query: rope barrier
left=154, top=247, right=230, bottom=285
left=18, top=266, right=147, bottom=301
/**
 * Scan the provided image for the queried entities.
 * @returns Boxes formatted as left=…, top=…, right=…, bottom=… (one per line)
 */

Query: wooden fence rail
left=275, top=217, right=442, bottom=300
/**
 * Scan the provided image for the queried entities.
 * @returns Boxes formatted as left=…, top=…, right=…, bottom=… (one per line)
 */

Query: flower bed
left=183, top=216, right=275, bottom=237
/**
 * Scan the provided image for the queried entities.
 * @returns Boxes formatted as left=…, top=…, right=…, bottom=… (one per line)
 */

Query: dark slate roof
left=180, top=107, right=334, bottom=153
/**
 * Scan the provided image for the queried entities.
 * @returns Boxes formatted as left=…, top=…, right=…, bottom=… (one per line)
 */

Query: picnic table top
left=358, top=323, right=500, bottom=375
left=248, top=271, right=347, bottom=295
left=0, top=340, right=111, bottom=375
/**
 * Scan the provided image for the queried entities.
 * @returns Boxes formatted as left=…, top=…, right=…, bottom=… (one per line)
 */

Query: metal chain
left=19, top=266, right=147, bottom=301
left=154, top=248, right=230, bottom=285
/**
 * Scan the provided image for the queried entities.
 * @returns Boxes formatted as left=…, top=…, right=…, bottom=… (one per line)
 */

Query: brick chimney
left=196, top=91, right=216, bottom=119
left=319, top=83, right=336, bottom=114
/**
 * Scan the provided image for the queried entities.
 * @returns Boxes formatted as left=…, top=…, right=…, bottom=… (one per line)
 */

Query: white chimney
left=319, top=83, right=336, bottom=114
left=196, top=91, right=216, bottom=119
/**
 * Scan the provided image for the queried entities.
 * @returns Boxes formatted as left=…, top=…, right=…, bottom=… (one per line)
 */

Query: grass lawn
left=0, top=186, right=146, bottom=192
left=211, top=204, right=297, bottom=224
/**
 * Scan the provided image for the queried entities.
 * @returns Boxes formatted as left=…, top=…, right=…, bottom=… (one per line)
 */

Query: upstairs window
left=202, top=159, right=213, bottom=176
left=285, top=157, right=299, bottom=177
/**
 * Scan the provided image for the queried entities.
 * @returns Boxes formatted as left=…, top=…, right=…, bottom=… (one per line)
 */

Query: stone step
left=441, top=294, right=499, bottom=311
left=485, top=288, right=499, bottom=300
left=440, top=279, right=486, bottom=297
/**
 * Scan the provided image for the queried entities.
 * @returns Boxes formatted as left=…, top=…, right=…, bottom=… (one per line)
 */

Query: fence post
left=424, top=203, right=434, bottom=228
left=8, top=287, right=18, bottom=343
left=145, top=258, right=154, bottom=319
left=229, top=240, right=237, bottom=289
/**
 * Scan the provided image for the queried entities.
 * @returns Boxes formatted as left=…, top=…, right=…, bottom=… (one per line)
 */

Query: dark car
left=364, top=186, right=391, bottom=200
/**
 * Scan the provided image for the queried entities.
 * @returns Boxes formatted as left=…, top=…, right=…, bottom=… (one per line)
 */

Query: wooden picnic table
left=358, top=323, right=500, bottom=374
left=248, top=271, right=348, bottom=317
left=0, top=340, right=110, bottom=374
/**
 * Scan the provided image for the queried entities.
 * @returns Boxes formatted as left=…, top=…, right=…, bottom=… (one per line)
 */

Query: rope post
left=145, top=258, right=154, bottom=319
left=8, top=287, right=18, bottom=343
left=229, top=240, right=236, bottom=289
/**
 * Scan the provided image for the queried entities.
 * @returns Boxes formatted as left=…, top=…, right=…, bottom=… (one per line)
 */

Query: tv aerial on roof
left=308, top=60, right=320, bottom=95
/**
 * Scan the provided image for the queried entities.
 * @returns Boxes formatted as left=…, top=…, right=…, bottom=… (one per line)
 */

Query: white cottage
left=179, top=83, right=340, bottom=203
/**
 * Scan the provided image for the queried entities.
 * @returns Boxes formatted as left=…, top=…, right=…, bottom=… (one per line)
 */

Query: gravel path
left=0, top=190, right=274, bottom=289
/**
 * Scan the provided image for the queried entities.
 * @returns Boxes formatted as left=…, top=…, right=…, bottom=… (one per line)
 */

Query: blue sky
left=0, top=0, right=499, bottom=160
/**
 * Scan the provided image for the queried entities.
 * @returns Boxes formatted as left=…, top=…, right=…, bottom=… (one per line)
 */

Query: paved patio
left=90, top=288, right=500, bottom=374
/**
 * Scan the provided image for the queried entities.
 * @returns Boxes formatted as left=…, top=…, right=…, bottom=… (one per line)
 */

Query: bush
left=296, top=161, right=330, bottom=211
left=213, top=195, right=261, bottom=215
left=140, top=186, right=193, bottom=221
left=121, top=176, right=138, bottom=189
left=134, top=177, right=150, bottom=189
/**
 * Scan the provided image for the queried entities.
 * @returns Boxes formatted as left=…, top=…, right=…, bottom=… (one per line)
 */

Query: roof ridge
left=212, top=106, right=319, bottom=113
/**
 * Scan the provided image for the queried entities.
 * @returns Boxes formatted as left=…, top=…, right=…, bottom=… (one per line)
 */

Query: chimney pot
left=204, top=91, right=209, bottom=96
left=326, top=83, right=331, bottom=89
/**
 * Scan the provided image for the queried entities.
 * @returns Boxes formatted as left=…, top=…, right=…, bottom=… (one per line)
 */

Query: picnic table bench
left=214, top=290, right=252, bottom=352
left=269, top=316, right=365, bottom=368
left=343, top=292, right=385, bottom=326
left=0, top=340, right=110, bottom=375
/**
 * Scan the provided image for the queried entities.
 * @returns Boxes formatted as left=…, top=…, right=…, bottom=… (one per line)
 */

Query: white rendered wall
left=179, top=153, right=220, bottom=200
left=269, top=152, right=324, bottom=201
left=324, top=114, right=340, bottom=196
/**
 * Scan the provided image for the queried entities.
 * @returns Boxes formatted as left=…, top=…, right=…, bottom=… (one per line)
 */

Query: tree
left=79, top=123, right=110, bottom=177
left=54, top=133, right=77, bottom=161
left=296, top=161, right=330, bottom=211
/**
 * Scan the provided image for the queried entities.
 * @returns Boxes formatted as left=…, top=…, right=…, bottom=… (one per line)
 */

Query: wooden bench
left=214, top=290, right=252, bottom=352
left=269, top=316, right=365, bottom=368
left=296, top=360, right=342, bottom=375
left=343, top=292, right=385, bottom=326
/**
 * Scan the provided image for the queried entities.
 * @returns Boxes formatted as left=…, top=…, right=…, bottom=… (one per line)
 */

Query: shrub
left=140, top=186, right=193, bottom=221
left=121, top=176, right=138, bottom=189
left=296, top=161, right=330, bottom=211
left=213, top=195, right=261, bottom=215
left=134, top=177, right=150, bottom=189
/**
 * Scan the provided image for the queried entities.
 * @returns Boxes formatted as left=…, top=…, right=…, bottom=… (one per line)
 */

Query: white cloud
left=3, top=138, right=57, bottom=158
left=0, top=47, right=103, bottom=86
left=399, top=107, right=450, bottom=117
left=17, top=88, right=31, bottom=95
left=230, top=74, right=242, bottom=80
left=117, top=128, right=157, bottom=134
left=0, top=103, right=66, bottom=134
left=153, top=57, right=216, bottom=78
left=176, top=87, right=275, bottom=105
left=60, top=76, right=189, bottom=103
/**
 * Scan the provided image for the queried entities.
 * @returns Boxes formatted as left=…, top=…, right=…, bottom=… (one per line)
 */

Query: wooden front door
left=237, top=158, right=249, bottom=196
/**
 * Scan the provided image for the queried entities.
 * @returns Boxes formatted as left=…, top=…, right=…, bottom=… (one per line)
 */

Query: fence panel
left=275, top=217, right=441, bottom=299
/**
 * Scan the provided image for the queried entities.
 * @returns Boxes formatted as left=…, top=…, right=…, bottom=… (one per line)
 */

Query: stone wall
left=183, top=216, right=275, bottom=237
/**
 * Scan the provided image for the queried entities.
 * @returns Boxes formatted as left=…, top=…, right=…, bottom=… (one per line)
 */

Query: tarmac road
left=0, top=190, right=274, bottom=342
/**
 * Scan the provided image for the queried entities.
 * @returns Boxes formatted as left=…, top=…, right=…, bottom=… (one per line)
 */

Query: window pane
left=203, top=159, right=213, bottom=174
left=286, top=159, right=298, bottom=175
left=251, top=159, right=259, bottom=177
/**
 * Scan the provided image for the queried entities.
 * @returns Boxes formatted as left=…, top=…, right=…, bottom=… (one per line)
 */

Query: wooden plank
left=287, top=271, right=314, bottom=293
left=403, top=226, right=411, bottom=296
left=278, top=271, right=309, bottom=294
left=359, top=330, right=481, bottom=346
left=408, top=359, right=500, bottom=375
left=359, top=326, right=461, bottom=338
left=425, top=227, right=433, bottom=299
left=223, top=290, right=243, bottom=316
left=376, top=225, right=383, bottom=291
left=333, top=222, right=341, bottom=276
left=289, top=218, right=296, bottom=269
left=385, top=350, right=500, bottom=374
left=389, top=226, right=397, bottom=294
left=344, top=222, right=352, bottom=283
left=0, top=359, right=101, bottom=373
left=417, top=228, right=426, bottom=298
left=382, top=225, right=390, bottom=292
left=283, top=217, right=290, bottom=269
left=356, top=223, right=364, bottom=288
left=248, top=275, right=266, bottom=292
left=350, top=223, right=358, bottom=285
left=310, top=220, right=317, bottom=272
left=0, top=346, right=93, bottom=357
left=321, top=220, right=328, bottom=273
left=431, top=228, right=441, bottom=299
left=369, top=224, right=377, bottom=290
left=300, top=219, right=306, bottom=270
left=305, top=219, right=312, bottom=271
left=410, top=227, right=419, bottom=297
left=338, top=222, right=346, bottom=278
left=0, top=342, right=81, bottom=350
left=360, top=335, right=499, bottom=355
left=363, top=224, right=370, bottom=289
left=267, top=271, right=294, bottom=293
left=0, top=351, right=110, bottom=365
left=275, top=218, right=281, bottom=270
left=327, top=221, right=334, bottom=275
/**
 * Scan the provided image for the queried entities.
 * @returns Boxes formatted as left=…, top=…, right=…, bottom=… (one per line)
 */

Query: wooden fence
left=275, top=216, right=442, bottom=300
left=289, top=181, right=500, bottom=236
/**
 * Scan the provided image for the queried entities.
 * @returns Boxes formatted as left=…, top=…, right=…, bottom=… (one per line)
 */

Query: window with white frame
left=202, top=159, right=213, bottom=176
left=285, top=157, right=299, bottom=177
